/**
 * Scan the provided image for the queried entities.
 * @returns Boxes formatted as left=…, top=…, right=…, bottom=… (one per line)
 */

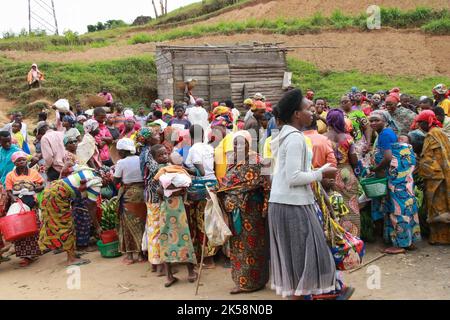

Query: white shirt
left=187, top=106, right=209, bottom=129
left=114, top=156, right=144, bottom=184
left=244, top=110, right=253, bottom=122
left=135, top=115, right=148, bottom=128
left=185, top=142, right=216, bottom=180
left=231, top=108, right=240, bottom=123
left=153, top=119, right=168, bottom=132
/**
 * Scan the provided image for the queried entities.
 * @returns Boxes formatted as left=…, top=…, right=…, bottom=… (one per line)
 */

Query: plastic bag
left=6, top=200, right=30, bottom=217
left=53, top=99, right=70, bottom=113
left=142, top=225, right=148, bottom=252
left=204, top=186, right=232, bottom=247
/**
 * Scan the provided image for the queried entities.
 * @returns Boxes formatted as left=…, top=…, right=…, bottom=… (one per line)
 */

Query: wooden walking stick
left=195, top=233, right=207, bottom=295
left=349, top=253, right=387, bottom=273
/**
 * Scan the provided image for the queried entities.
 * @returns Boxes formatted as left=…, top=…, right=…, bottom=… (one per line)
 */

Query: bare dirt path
left=2, top=30, right=450, bottom=77
left=0, top=242, right=449, bottom=300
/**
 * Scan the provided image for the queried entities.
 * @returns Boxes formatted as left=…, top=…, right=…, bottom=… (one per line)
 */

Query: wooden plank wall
left=172, top=50, right=232, bottom=104
left=155, top=50, right=174, bottom=101
left=156, top=47, right=288, bottom=109
left=229, top=51, right=287, bottom=109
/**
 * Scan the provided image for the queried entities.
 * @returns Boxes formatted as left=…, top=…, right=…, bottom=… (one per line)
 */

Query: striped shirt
left=63, top=169, right=101, bottom=202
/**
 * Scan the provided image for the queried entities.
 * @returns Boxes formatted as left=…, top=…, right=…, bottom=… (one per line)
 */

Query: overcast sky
left=0, top=0, right=199, bottom=35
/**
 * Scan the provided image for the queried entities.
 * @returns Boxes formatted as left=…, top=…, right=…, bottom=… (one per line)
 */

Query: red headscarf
left=411, top=110, right=442, bottom=130
left=385, top=93, right=400, bottom=104
left=389, top=87, right=400, bottom=94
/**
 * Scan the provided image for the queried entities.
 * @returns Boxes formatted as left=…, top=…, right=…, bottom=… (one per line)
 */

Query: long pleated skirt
left=268, top=203, right=336, bottom=298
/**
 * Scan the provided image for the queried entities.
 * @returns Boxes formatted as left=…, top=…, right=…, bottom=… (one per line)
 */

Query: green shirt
left=75, top=123, right=85, bottom=136
left=347, top=110, right=368, bottom=142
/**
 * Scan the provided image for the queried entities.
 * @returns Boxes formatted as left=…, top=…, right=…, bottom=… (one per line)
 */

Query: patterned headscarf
left=63, top=115, right=76, bottom=127
left=83, top=119, right=99, bottom=133
left=411, top=110, right=443, bottom=130
left=369, top=110, right=399, bottom=132
left=11, top=151, right=29, bottom=163
left=211, top=116, right=233, bottom=129
left=138, top=127, right=153, bottom=139
left=326, top=108, right=346, bottom=133
left=213, top=106, right=230, bottom=117
left=251, top=100, right=266, bottom=111
left=433, top=83, right=447, bottom=95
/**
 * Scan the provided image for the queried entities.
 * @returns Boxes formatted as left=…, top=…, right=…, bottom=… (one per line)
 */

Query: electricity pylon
left=28, top=0, right=59, bottom=35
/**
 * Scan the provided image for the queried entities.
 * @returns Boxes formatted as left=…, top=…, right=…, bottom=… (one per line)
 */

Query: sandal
left=67, top=258, right=91, bottom=267
left=165, top=277, right=179, bottom=288
left=19, top=257, right=37, bottom=267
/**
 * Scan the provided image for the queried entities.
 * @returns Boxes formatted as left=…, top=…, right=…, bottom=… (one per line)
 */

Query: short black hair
left=38, top=112, right=48, bottom=121
left=314, top=98, right=327, bottom=104
left=0, top=131, right=11, bottom=138
left=12, top=121, right=22, bottom=129
left=400, top=94, right=411, bottom=100
left=174, top=103, right=185, bottom=112
left=224, top=100, right=234, bottom=109
left=151, top=144, right=166, bottom=158
left=278, top=88, right=304, bottom=123
left=38, top=124, right=50, bottom=135
left=154, top=110, right=163, bottom=119
left=94, top=107, right=106, bottom=116
left=420, top=98, right=433, bottom=106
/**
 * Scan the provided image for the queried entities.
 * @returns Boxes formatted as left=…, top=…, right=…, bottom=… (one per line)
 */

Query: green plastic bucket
left=97, top=240, right=122, bottom=258
left=360, top=177, right=388, bottom=198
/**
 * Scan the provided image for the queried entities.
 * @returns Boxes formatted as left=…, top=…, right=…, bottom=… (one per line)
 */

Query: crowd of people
left=0, top=81, right=449, bottom=300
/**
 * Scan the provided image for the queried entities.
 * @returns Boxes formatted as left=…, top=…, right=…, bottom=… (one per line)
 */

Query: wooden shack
left=155, top=44, right=289, bottom=108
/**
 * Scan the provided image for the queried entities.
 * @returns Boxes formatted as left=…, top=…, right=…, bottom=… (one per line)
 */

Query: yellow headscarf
left=213, top=106, right=230, bottom=116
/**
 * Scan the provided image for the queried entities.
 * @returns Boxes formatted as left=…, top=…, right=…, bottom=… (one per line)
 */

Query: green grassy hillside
left=1, top=55, right=448, bottom=114
left=0, top=56, right=156, bottom=110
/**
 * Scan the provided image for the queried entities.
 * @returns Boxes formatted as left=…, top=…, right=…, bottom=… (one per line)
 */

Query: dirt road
left=0, top=242, right=448, bottom=300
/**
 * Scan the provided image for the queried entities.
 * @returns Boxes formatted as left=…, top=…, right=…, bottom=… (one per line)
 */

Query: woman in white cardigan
left=268, top=88, right=354, bottom=300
